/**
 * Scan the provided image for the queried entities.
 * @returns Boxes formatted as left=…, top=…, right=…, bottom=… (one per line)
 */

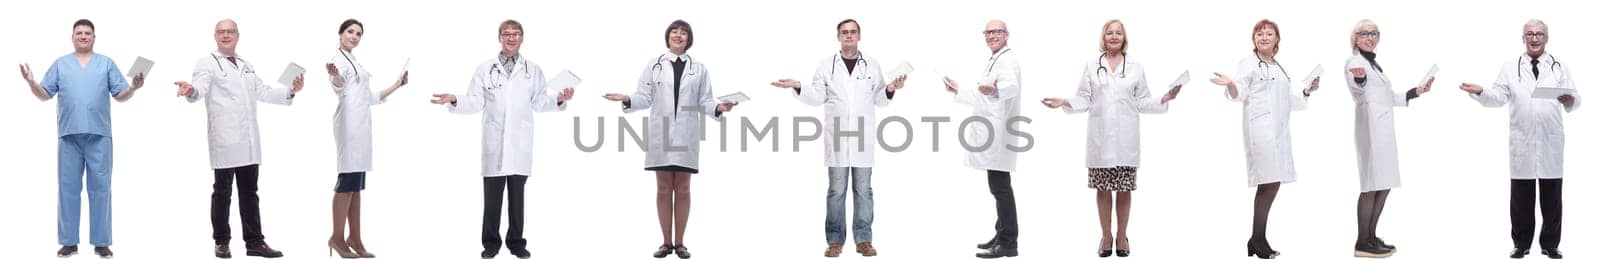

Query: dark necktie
left=1531, top=59, right=1541, bottom=79
left=226, top=57, right=237, bottom=65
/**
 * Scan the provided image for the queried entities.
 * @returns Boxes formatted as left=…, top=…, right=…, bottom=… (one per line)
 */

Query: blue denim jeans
left=826, top=167, right=873, bottom=244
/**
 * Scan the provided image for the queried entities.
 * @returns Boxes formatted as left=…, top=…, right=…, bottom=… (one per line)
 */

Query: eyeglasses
left=214, top=29, right=238, bottom=35
left=1356, top=31, right=1380, bottom=38
left=500, top=32, right=523, bottom=38
left=1524, top=32, right=1548, bottom=38
left=983, top=29, right=1007, bottom=36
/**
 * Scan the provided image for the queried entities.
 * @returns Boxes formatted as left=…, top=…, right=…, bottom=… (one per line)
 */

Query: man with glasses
left=21, top=18, right=149, bottom=259
left=428, top=19, right=573, bottom=259
left=943, top=20, right=1022, bottom=259
left=1458, top=19, right=1576, bottom=259
left=768, top=18, right=907, bottom=258
left=174, top=19, right=303, bottom=259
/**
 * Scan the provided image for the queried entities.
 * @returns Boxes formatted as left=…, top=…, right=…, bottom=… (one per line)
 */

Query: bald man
left=945, top=20, right=1023, bottom=258
left=174, top=19, right=302, bottom=259
left=1459, top=19, right=1576, bottom=259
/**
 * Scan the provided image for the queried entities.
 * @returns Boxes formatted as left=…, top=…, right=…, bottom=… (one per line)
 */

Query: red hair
left=1252, top=19, right=1280, bottom=54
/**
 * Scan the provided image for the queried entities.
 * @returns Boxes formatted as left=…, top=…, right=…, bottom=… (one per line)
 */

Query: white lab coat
left=793, top=52, right=893, bottom=167
left=185, top=52, right=296, bottom=170
left=1227, top=55, right=1309, bottom=186
left=1344, top=54, right=1407, bottom=192
left=622, top=53, right=724, bottom=171
left=447, top=55, right=568, bottom=177
left=1470, top=52, right=1580, bottom=179
left=955, top=46, right=1022, bottom=172
left=330, top=49, right=385, bottom=173
left=1061, top=55, right=1168, bottom=168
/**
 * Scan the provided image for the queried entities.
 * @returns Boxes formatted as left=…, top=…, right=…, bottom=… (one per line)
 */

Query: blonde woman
left=1342, top=19, right=1433, bottom=258
left=1041, top=19, right=1177, bottom=258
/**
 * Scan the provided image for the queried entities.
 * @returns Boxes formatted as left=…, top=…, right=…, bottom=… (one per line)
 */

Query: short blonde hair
left=1349, top=19, right=1378, bottom=53
left=1099, top=19, right=1126, bottom=55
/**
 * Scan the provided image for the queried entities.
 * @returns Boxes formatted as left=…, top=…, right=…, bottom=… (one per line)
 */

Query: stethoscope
left=1096, top=53, right=1128, bottom=82
left=1256, top=58, right=1290, bottom=82
left=649, top=54, right=698, bottom=117
left=985, top=48, right=1013, bottom=73
left=488, top=55, right=533, bottom=89
left=210, top=54, right=254, bottom=78
left=337, top=49, right=362, bottom=80
left=649, top=54, right=698, bottom=81
left=828, top=52, right=872, bottom=81
left=1518, top=54, right=1562, bottom=81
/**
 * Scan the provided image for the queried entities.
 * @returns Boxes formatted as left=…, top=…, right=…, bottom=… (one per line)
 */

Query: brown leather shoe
left=824, top=243, right=843, bottom=257
left=856, top=242, right=878, bottom=257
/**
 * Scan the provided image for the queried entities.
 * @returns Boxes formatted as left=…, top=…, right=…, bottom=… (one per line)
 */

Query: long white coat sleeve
left=624, top=62, right=657, bottom=113
left=449, top=68, right=489, bottom=114
left=794, top=60, right=829, bottom=107
left=1064, top=64, right=1095, bottom=114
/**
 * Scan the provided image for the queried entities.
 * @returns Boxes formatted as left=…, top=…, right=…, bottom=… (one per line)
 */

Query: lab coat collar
left=990, top=46, right=1012, bottom=59
left=212, top=50, right=243, bottom=60
left=1099, top=52, right=1130, bottom=74
left=662, top=52, right=689, bottom=63
left=1523, top=52, right=1553, bottom=65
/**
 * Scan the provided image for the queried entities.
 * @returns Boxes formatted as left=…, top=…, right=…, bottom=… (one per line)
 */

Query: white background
left=0, top=0, right=1594, bottom=258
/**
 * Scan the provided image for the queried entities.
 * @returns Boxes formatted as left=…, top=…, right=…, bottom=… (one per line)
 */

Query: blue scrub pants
left=58, top=134, right=113, bottom=247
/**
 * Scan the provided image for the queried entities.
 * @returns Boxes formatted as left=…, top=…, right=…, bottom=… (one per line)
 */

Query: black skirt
left=645, top=165, right=698, bottom=174
left=335, top=172, right=367, bottom=192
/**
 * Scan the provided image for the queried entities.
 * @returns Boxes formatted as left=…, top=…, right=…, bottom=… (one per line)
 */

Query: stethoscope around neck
left=1518, top=54, right=1562, bottom=81
left=1256, top=57, right=1290, bottom=82
left=488, top=56, right=533, bottom=88
left=829, top=52, right=871, bottom=81
left=649, top=54, right=698, bottom=84
left=210, top=54, right=254, bottom=78
left=1096, top=52, right=1128, bottom=83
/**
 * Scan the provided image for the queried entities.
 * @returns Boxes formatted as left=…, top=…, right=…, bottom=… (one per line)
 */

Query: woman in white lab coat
left=1207, top=19, right=1319, bottom=259
left=1041, top=20, right=1176, bottom=258
left=323, top=19, right=407, bottom=259
left=1343, top=19, right=1434, bottom=258
left=602, top=20, right=736, bottom=259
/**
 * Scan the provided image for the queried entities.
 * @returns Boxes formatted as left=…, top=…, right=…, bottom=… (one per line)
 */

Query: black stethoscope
left=1518, top=54, right=1562, bottom=81
left=1096, top=53, right=1128, bottom=80
left=650, top=54, right=698, bottom=81
left=210, top=54, right=254, bottom=78
left=488, top=55, right=533, bottom=89
left=337, top=49, right=361, bottom=79
left=985, top=48, right=1013, bottom=73
left=1256, top=58, right=1290, bottom=82
left=828, top=52, right=872, bottom=81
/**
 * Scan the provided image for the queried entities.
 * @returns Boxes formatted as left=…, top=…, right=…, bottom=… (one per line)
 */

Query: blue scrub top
left=40, top=53, right=128, bottom=138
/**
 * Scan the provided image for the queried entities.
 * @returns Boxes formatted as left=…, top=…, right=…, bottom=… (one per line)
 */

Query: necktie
left=1531, top=59, right=1541, bottom=79
left=226, top=57, right=237, bottom=65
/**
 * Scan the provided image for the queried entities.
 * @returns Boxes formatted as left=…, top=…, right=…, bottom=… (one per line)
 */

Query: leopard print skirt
left=1087, top=166, right=1138, bottom=192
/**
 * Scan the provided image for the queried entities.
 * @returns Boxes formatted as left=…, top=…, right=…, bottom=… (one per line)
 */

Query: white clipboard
left=886, top=61, right=914, bottom=79
left=278, top=63, right=305, bottom=86
left=1166, top=70, right=1190, bottom=96
left=548, top=69, right=581, bottom=90
left=1418, top=64, right=1439, bottom=86
left=127, top=56, right=154, bottom=78
left=1533, top=87, right=1574, bottom=99
left=1302, top=64, right=1323, bottom=86
left=717, top=92, right=750, bottom=103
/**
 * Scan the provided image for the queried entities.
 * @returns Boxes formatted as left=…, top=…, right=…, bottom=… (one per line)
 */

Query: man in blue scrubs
left=20, top=19, right=147, bottom=259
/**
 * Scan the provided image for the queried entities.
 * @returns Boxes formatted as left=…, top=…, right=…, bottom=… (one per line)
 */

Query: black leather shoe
left=93, top=247, right=113, bottom=259
left=510, top=249, right=531, bottom=259
left=480, top=249, right=497, bottom=259
left=57, top=245, right=79, bottom=258
left=1354, top=240, right=1394, bottom=258
left=674, top=244, right=691, bottom=259
left=1509, top=248, right=1530, bottom=258
left=214, top=245, right=232, bottom=258
left=976, top=244, right=1018, bottom=258
left=1371, top=237, right=1395, bottom=250
left=652, top=244, right=675, bottom=258
left=977, top=237, right=997, bottom=250
left=244, top=244, right=283, bottom=258
left=1541, top=249, right=1563, bottom=259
